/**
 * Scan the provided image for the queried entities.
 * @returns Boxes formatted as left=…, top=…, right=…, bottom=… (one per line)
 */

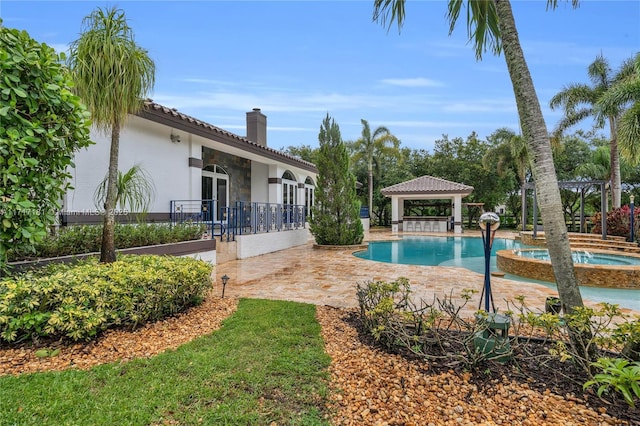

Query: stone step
left=569, top=241, right=640, bottom=254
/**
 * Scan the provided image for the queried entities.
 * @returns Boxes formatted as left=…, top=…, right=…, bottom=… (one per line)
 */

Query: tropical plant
left=550, top=55, right=636, bottom=208
left=598, top=53, right=640, bottom=166
left=68, top=7, right=155, bottom=263
left=352, top=119, right=400, bottom=221
left=483, top=128, right=531, bottom=227
left=373, top=0, right=591, bottom=359
left=309, top=114, right=364, bottom=245
left=584, top=357, right=640, bottom=408
left=0, top=21, right=93, bottom=274
left=94, top=164, right=156, bottom=215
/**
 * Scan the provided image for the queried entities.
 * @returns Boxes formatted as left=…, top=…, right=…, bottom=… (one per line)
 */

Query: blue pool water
left=354, top=236, right=640, bottom=312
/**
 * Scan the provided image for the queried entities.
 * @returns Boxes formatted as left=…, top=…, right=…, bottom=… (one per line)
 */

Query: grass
left=0, top=299, right=332, bottom=425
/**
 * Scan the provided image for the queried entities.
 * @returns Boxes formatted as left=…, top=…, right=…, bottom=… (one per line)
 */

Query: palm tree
left=483, top=128, right=530, bottom=228
left=598, top=53, right=640, bottom=166
left=68, top=7, right=155, bottom=263
left=94, top=164, right=156, bottom=215
left=352, top=119, right=399, bottom=221
left=373, top=0, right=588, bottom=348
left=549, top=55, right=635, bottom=208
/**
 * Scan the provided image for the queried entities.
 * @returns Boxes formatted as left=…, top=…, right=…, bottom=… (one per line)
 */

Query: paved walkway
left=214, top=230, right=594, bottom=317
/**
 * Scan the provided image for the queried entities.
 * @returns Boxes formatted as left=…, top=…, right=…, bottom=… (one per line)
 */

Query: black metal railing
left=169, top=200, right=306, bottom=241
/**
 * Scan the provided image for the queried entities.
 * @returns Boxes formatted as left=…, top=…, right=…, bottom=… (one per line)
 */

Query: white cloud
left=381, top=77, right=444, bottom=88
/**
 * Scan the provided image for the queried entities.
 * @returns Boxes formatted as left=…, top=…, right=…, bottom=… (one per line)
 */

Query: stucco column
left=268, top=165, right=282, bottom=205
left=391, top=195, right=401, bottom=233
left=454, top=195, right=463, bottom=234
left=188, top=138, right=202, bottom=200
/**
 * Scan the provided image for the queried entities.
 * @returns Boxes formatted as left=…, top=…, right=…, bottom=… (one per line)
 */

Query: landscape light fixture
left=221, top=274, right=230, bottom=298
left=478, top=212, right=500, bottom=313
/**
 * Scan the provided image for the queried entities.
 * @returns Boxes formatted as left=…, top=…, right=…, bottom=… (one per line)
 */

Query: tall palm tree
left=549, top=55, right=634, bottom=208
left=483, top=128, right=530, bottom=227
left=352, top=119, right=399, bottom=220
left=68, top=7, right=155, bottom=263
left=373, top=0, right=587, bottom=331
left=598, top=53, right=640, bottom=166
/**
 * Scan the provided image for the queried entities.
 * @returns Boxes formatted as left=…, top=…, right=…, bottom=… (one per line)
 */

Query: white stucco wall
left=251, top=162, right=269, bottom=203
left=236, top=228, right=311, bottom=259
left=66, top=116, right=191, bottom=214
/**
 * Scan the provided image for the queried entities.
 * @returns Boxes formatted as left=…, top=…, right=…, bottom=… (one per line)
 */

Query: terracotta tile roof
left=381, top=175, right=473, bottom=196
left=138, top=99, right=317, bottom=173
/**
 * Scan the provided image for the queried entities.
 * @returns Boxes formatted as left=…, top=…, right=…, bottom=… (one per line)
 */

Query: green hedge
left=8, top=223, right=206, bottom=261
left=0, top=255, right=213, bottom=343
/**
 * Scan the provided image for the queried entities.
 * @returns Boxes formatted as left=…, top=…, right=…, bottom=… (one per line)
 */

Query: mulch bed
left=1, top=297, right=637, bottom=425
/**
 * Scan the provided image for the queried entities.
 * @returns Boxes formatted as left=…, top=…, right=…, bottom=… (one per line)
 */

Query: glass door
left=202, top=169, right=229, bottom=222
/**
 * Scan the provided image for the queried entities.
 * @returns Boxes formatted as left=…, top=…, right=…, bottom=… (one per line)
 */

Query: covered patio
left=381, top=175, right=474, bottom=234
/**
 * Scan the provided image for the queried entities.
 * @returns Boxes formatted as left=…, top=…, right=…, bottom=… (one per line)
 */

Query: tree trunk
left=100, top=122, right=120, bottom=263
left=609, top=116, right=621, bottom=209
left=495, top=1, right=585, bottom=308
left=494, top=0, right=593, bottom=364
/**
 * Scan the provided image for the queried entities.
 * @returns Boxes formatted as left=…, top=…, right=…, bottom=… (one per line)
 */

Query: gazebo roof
left=381, top=175, right=474, bottom=196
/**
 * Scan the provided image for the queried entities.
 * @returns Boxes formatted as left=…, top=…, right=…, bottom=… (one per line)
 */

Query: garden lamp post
left=478, top=212, right=501, bottom=313
left=221, top=274, right=229, bottom=298
left=630, top=195, right=635, bottom=244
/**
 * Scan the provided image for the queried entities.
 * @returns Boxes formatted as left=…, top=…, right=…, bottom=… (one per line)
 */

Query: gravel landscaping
left=1, top=296, right=637, bottom=425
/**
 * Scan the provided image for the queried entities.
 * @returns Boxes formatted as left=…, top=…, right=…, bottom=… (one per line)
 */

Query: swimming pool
left=353, top=235, right=521, bottom=267
left=354, top=236, right=640, bottom=311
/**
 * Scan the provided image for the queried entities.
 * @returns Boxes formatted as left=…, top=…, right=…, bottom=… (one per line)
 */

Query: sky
left=1, top=0, right=639, bottom=153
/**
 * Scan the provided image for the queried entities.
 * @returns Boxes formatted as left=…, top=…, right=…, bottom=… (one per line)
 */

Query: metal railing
left=169, top=200, right=306, bottom=241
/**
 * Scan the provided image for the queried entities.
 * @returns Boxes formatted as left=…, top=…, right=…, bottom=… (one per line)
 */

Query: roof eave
left=137, top=103, right=318, bottom=174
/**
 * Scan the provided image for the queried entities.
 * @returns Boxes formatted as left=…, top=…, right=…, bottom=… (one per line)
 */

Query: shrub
left=7, top=222, right=206, bottom=261
left=591, top=205, right=640, bottom=240
left=0, top=255, right=213, bottom=342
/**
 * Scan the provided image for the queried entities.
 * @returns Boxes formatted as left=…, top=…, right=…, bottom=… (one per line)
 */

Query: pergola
left=521, top=180, right=608, bottom=239
left=381, top=175, right=474, bottom=234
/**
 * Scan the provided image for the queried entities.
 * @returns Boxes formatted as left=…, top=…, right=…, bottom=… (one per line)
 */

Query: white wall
left=66, top=116, right=191, bottom=213
left=236, top=228, right=311, bottom=259
left=251, top=162, right=269, bottom=203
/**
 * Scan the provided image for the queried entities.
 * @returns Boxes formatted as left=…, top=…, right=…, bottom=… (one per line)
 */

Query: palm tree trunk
left=100, top=122, right=120, bottom=263
left=495, top=1, right=584, bottom=307
left=494, top=0, right=593, bottom=364
left=609, top=116, right=621, bottom=209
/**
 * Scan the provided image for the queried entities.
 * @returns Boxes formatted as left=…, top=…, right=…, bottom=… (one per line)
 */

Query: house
left=62, top=100, right=318, bottom=259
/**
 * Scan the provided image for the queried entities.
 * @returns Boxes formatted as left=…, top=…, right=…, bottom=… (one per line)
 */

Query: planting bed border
left=8, top=239, right=216, bottom=273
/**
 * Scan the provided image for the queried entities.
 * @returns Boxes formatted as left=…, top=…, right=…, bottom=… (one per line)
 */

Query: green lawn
left=0, top=299, right=331, bottom=425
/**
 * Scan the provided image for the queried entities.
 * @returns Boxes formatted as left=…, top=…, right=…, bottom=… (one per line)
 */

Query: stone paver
left=213, top=231, right=626, bottom=316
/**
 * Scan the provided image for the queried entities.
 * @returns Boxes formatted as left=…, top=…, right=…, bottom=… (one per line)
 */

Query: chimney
left=246, top=108, right=267, bottom=146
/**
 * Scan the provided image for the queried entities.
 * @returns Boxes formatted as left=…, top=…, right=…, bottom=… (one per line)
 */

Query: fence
left=169, top=200, right=306, bottom=241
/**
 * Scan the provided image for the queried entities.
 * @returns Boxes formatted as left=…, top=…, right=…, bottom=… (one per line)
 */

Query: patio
left=214, top=230, right=638, bottom=316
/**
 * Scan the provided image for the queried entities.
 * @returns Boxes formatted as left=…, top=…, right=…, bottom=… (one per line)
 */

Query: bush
left=7, top=222, right=206, bottom=261
left=591, top=205, right=640, bottom=240
left=0, top=255, right=213, bottom=342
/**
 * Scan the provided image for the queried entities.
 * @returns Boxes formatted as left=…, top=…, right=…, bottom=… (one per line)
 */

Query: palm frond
left=94, top=164, right=156, bottom=212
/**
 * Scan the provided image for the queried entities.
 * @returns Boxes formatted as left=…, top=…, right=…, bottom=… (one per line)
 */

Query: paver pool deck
left=215, top=230, right=640, bottom=317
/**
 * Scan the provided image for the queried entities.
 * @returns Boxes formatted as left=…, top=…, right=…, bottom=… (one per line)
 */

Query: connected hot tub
left=496, top=248, right=640, bottom=289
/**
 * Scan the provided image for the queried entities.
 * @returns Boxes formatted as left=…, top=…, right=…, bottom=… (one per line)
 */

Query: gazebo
left=381, top=175, right=474, bottom=234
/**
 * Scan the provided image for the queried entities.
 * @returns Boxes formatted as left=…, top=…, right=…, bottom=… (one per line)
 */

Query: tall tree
left=598, top=53, right=640, bottom=166
left=483, top=128, right=530, bottom=227
left=549, top=55, right=634, bottom=208
left=373, top=1, right=588, bottom=348
left=68, top=7, right=155, bottom=263
left=0, top=22, right=92, bottom=273
left=309, top=115, right=364, bottom=245
left=352, top=119, right=399, bottom=221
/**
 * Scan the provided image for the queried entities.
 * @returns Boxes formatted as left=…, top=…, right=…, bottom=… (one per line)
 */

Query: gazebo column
left=453, top=195, right=463, bottom=234
left=390, top=195, right=402, bottom=233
